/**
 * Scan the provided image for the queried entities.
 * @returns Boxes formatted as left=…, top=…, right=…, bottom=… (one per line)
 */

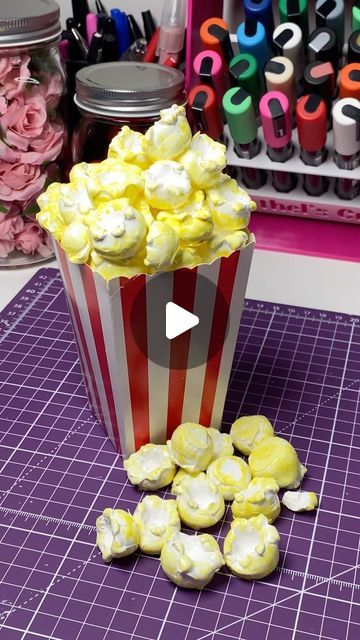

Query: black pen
left=87, top=32, right=103, bottom=64
left=103, top=17, right=116, bottom=37
left=95, top=0, right=107, bottom=14
left=102, top=34, right=118, bottom=63
left=142, top=10, right=157, bottom=42
left=71, top=0, right=89, bottom=38
left=127, top=15, right=143, bottom=43
left=71, top=27, right=89, bottom=60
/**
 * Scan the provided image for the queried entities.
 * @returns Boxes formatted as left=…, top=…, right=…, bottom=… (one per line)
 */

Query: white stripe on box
left=181, top=259, right=221, bottom=426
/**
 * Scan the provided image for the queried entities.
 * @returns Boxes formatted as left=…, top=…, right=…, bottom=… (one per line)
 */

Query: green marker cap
left=222, top=87, right=257, bottom=144
left=279, top=0, right=309, bottom=43
left=229, top=53, right=261, bottom=111
left=353, top=1, right=360, bottom=32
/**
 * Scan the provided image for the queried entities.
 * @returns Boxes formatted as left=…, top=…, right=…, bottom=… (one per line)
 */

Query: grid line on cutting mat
left=0, top=267, right=359, bottom=640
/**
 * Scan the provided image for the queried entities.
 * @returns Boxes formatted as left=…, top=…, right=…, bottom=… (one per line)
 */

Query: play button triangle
left=166, top=302, right=199, bottom=340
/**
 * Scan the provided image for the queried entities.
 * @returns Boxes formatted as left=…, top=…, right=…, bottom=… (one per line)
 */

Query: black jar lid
left=74, top=62, right=186, bottom=118
left=0, top=0, right=61, bottom=47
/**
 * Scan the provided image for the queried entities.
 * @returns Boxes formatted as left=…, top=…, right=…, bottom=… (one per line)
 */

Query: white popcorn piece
left=133, top=495, right=180, bottom=555
left=124, top=443, right=177, bottom=491
left=96, top=508, right=139, bottom=562
left=161, top=531, right=224, bottom=589
left=282, top=491, right=318, bottom=512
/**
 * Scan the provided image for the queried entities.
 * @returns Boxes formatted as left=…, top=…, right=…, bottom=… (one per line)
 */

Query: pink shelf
left=250, top=213, right=360, bottom=263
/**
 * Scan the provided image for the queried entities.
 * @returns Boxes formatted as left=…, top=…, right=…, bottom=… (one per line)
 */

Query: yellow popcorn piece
left=206, top=176, right=256, bottom=231
left=61, top=221, right=91, bottom=264
left=175, top=472, right=225, bottom=530
left=90, top=159, right=144, bottom=205
left=282, top=491, right=318, bottom=512
left=108, top=126, right=150, bottom=168
left=207, top=229, right=249, bottom=259
left=208, top=428, right=234, bottom=460
left=230, top=415, right=275, bottom=456
left=124, top=443, right=176, bottom=491
left=249, top=437, right=307, bottom=489
left=224, top=514, right=280, bottom=580
left=144, top=104, right=192, bottom=161
left=206, top=455, right=251, bottom=501
left=69, top=162, right=103, bottom=196
left=161, top=531, right=224, bottom=589
left=158, top=191, right=213, bottom=246
left=179, top=133, right=227, bottom=189
left=171, top=468, right=201, bottom=495
left=144, top=220, right=179, bottom=271
left=58, top=183, right=93, bottom=225
left=96, top=508, right=139, bottom=562
left=232, top=477, right=281, bottom=523
left=144, top=160, right=191, bottom=209
left=88, top=198, right=147, bottom=262
left=172, top=245, right=202, bottom=269
left=36, top=206, right=64, bottom=241
left=167, top=423, right=213, bottom=473
left=133, top=495, right=180, bottom=555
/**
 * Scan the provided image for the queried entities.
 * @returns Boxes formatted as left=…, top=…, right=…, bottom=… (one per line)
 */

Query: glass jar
left=72, top=62, right=186, bottom=163
left=0, top=0, right=66, bottom=267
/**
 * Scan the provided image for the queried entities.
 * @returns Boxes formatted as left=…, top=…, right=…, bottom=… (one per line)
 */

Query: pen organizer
left=187, top=0, right=360, bottom=225
left=72, top=63, right=186, bottom=163
left=0, top=0, right=67, bottom=266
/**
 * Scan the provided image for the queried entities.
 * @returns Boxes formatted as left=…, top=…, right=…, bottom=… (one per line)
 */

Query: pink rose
left=0, top=121, right=64, bottom=165
left=15, top=219, right=53, bottom=257
left=0, top=161, right=46, bottom=203
left=0, top=93, right=47, bottom=151
left=0, top=55, right=30, bottom=100
left=0, top=212, right=24, bottom=258
left=32, top=72, right=64, bottom=110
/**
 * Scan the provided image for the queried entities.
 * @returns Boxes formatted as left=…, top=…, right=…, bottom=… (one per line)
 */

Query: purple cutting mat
left=0, top=268, right=359, bottom=640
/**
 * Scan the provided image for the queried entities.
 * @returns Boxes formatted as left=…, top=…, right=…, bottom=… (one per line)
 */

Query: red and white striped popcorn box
left=55, top=238, right=254, bottom=457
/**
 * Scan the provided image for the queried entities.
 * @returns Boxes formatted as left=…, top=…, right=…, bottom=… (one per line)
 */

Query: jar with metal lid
left=72, top=62, right=186, bottom=163
left=0, top=0, right=66, bottom=267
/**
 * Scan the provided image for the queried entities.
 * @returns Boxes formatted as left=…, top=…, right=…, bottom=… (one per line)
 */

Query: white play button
left=166, top=302, right=199, bottom=340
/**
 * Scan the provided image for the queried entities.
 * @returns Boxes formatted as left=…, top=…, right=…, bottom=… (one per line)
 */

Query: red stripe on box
left=199, top=252, right=240, bottom=426
left=166, top=268, right=198, bottom=438
left=120, top=276, right=150, bottom=450
left=80, top=265, right=121, bottom=451
left=57, top=246, right=102, bottom=421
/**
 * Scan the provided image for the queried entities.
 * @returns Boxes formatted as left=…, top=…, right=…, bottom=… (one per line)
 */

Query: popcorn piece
left=249, top=437, right=307, bottom=490
left=175, top=472, right=225, bottom=530
left=206, top=176, right=256, bottom=231
left=208, top=428, right=234, bottom=461
left=69, top=162, right=103, bottom=196
left=230, top=415, right=274, bottom=456
left=108, top=126, right=150, bottom=168
left=223, top=514, right=280, bottom=580
left=206, top=456, right=251, bottom=501
left=96, top=508, right=139, bottom=562
left=88, top=199, right=147, bottom=262
left=144, top=104, right=192, bottom=161
left=61, top=221, right=91, bottom=264
left=161, top=531, right=224, bottom=589
left=144, top=160, right=191, bottom=210
left=232, top=477, right=281, bottom=523
left=208, top=229, right=248, bottom=258
left=171, top=468, right=200, bottom=495
left=167, top=423, right=213, bottom=473
left=133, top=495, right=180, bottom=555
left=282, top=491, right=318, bottom=512
left=90, top=159, right=144, bottom=205
left=158, top=191, right=213, bottom=245
left=172, top=245, right=202, bottom=269
left=144, top=220, right=179, bottom=270
left=124, top=443, right=177, bottom=491
left=58, top=183, right=93, bottom=224
left=179, top=133, right=227, bottom=189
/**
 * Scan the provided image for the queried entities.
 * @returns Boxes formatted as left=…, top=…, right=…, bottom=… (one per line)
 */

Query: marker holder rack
left=187, top=0, right=360, bottom=224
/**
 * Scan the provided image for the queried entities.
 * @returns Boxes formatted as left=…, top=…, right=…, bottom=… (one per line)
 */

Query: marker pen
left=296, top=94, right=329, bottom=196
left=193, top=50, right=229, bottom=100
left=353, top=1, right=360, bottom=32
left=264, top=57, right=296, bottom=114
left=157, top=0, right=186, bottom=65
left=339, top=64, right=360, bottom=100
left=102, top=34, right=118, bottom=63
left=97, top=12, right=107, bottom=33
left=187, top=85, right=224, bottom=141
left=229, top=54, right=261, bottom=116
left=260, top=91, right=296, bottom=192
left=272, top=22, right=304, bottom=86
left=200, top=18, right=234, bottom=65
left=103, top=17, right=116, bottom=37
left=143, top=27, right=160, bottom=62
left=279, top=0, right=309, bottom=45
left=71, top=0, right=89, bottom=38
left=70, top=27, right=89, bottom=60
left=87, top=32, right=103, bottom=64
left=303, top=61, right=336, bottom=124
left=142, top=10, right=157, bottom=42
left=110, top=9, right=122, bottom=57
left=236, top=19, right=268, bottom=78
left=95, top=0, right=107, bottom=14
left=333, top=98, right=360, bottom=199
left=315, top=0, right=344, bottom=54
left=127, top=15, right=144, bottom=43
left=243, top=0, right=274, bottom=46
left=308, top=27, right=338, bottom=74
left=348, top=31, right=360, bottom=64
left=223, top=87, right=266, bottom=188
left=86, top=13, right=98, bottom=46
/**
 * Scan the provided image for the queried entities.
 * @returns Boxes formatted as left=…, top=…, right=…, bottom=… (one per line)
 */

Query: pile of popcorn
left=36, top=105, right=256, bottom=280
left=96, top=418, right=318, bottom=590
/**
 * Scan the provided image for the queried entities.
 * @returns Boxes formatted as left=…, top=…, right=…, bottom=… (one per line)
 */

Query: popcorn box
left=55, top=238, right=254, bottom=457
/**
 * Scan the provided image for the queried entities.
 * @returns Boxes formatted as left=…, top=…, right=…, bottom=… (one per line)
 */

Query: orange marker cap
left=339, top=63, right=360, bottom=100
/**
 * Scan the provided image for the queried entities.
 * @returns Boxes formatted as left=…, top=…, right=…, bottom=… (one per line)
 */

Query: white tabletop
left=1, top=250, right=360, bottom=316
